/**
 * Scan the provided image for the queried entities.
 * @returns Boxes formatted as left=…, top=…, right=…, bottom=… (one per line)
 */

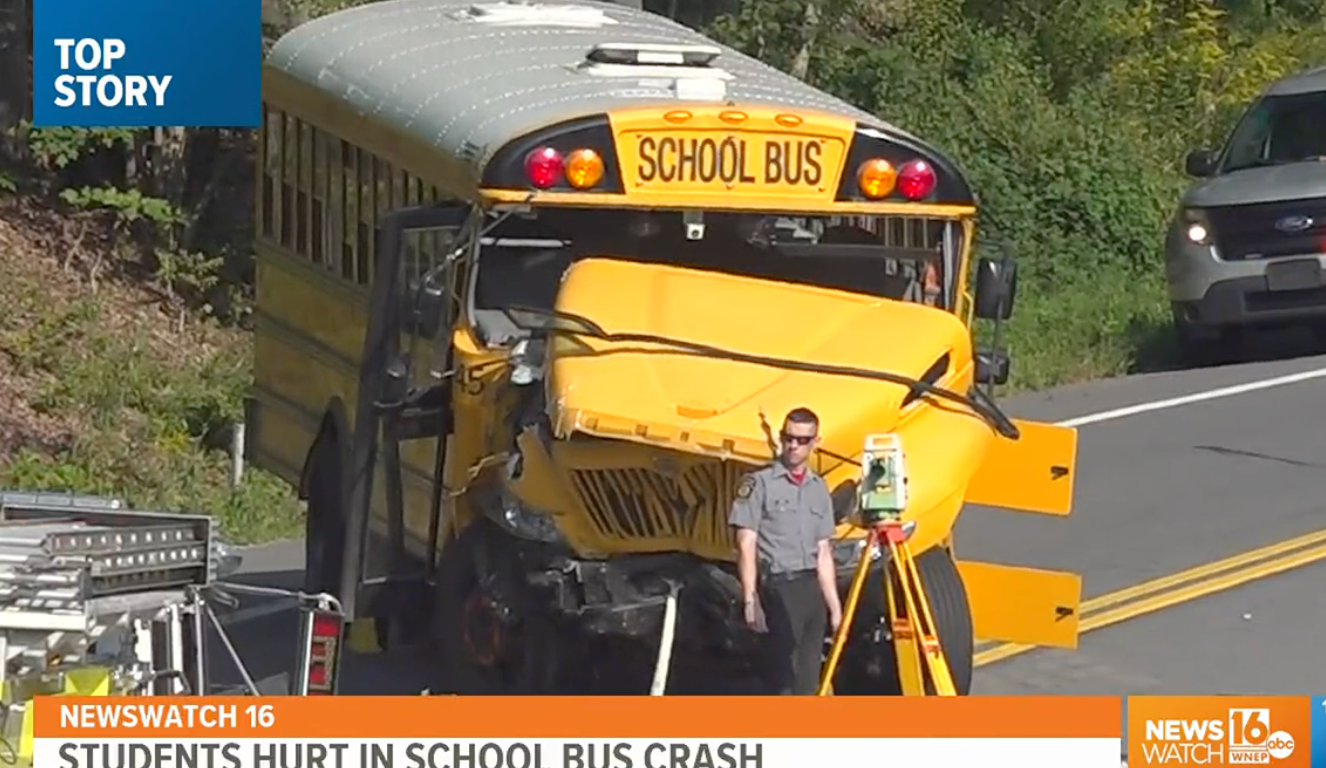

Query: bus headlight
left=490, top=487, right=567, bottom=544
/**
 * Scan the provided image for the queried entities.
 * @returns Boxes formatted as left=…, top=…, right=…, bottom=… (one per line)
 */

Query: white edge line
left=218, top=366, right=1326, bottom=626
left=1055, top=367, right=1326, bottom=427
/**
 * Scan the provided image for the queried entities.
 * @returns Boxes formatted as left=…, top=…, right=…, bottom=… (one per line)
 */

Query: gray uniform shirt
left=728, top=462, right=836, bottom=574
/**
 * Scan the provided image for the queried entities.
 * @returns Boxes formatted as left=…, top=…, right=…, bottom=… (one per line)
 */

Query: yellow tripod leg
left=894, top=539, right=957, bottom=696
left=884, top=536, right=927, bottom=695
left=817, top=528, right=879, bottom=695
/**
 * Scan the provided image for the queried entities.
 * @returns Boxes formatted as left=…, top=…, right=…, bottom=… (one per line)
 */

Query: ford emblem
left=1275, top=215, right=1313, bottom=234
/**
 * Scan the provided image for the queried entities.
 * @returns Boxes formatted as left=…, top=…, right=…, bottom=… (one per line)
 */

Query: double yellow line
left=974, top=527, right=1326, bottom=667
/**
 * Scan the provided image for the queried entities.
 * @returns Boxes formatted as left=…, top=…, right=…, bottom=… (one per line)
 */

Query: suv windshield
left=1221, top=90, right=1326, bottom=172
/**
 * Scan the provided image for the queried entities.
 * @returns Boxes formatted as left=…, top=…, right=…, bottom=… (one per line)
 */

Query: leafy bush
left=708, top=0, right=1326, bottom=388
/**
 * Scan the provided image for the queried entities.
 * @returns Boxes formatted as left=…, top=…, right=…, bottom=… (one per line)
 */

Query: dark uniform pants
left=760, top=570, right=826, bottom=695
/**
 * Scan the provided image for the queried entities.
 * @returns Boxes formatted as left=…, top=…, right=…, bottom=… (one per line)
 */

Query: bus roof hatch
left=577, top=42, right=731, bottom=101
left=586, top=42, right=723, bottom=67
left=459, top=2, right=619, bottom=28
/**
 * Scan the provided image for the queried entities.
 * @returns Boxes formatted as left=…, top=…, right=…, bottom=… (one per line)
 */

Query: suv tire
left=1174, top=314, right=1235, bottom=367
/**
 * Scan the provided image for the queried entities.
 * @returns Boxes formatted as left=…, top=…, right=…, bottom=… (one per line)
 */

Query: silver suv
left=1165, top=66, right=1326, bottom=364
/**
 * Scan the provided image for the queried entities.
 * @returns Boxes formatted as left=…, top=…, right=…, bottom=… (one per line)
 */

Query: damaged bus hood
left=545, top=257, right=972, bottom=460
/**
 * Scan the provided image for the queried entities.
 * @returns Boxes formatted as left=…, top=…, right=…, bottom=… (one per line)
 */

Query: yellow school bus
left=251, top=0, right=1082, bottom=694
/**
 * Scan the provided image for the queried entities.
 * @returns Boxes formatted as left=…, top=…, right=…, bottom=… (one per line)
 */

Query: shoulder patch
left=736, top=474, right=756, bottom=499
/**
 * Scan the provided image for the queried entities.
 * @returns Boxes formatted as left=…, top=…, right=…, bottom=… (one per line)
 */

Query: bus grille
left=568, top=461, right=749, bottom=547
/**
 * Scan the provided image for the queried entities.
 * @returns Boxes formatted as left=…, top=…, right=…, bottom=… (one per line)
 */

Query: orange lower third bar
left=32, top=696, right=1124, bottom=768
left=36, top=696, right=1122, bottom=740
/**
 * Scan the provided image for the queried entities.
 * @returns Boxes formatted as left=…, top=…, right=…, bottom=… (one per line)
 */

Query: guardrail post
left=230, top=421, right=246, bottom=487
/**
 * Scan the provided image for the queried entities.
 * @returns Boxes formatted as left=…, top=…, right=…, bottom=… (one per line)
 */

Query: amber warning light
left=525, top=146, right=605, bottom=190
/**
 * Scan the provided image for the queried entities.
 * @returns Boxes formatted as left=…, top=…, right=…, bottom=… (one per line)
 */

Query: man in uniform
left=729, top=406, right=844, bottom=695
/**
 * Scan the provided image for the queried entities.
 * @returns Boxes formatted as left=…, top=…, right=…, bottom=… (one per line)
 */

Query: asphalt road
left=974, top=560, right=1326, bottom=696
left=205, top=342, right=1326, bottom=698
left=963, top=347, right=1326, bottom=697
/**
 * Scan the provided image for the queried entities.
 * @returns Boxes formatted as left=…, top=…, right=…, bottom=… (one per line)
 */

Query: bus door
left=340, top=203, right=476, bottom=627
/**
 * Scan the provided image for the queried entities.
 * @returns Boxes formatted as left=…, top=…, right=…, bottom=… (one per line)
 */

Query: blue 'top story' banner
left=32, top=0, right=262, bottom=128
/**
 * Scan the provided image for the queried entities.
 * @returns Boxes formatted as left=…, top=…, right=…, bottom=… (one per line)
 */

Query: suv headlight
left=1181, top=208, right=1212, bottom=246
left=489, top=487, right=567, bottom=544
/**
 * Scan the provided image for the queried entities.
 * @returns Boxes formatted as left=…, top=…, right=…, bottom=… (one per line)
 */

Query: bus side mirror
left=974, top=256, right=1017, bottom=321
left=975, top=349, right=1009, bottom=386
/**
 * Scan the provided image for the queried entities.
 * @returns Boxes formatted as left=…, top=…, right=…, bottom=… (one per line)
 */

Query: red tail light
left=302, top=608, right=344, bottom=695
left=897, top=160, right=936, bottom=201
left=313, top=613, right=341, bottom=638
left=524, top=147, right=563, bottom=189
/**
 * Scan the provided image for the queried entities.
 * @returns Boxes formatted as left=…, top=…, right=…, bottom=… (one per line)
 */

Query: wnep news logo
left=32, top=0, right=261, bottom=127
left=1128, top=696, right=1313, bottom=767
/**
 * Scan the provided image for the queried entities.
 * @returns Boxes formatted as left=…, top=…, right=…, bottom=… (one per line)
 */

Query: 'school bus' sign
left=610, top=107, right=854, bottom=200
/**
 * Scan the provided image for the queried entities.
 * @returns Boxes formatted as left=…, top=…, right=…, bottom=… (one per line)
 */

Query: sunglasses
left=780, top=433, right=816, bottom=446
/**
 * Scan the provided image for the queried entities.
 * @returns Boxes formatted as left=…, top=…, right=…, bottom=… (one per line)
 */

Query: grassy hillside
left=0, top=196, right=301, bottom=543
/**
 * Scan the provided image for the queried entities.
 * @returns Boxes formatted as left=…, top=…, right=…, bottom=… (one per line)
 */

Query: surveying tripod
left=816, top=434, right=957, bottom=696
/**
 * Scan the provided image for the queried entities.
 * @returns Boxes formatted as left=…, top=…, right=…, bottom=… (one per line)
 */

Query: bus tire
left=831, top=546, right=974, bottom=696
left=432, top=517, right=526, bottom=694
left=303, top=437, right=346, bottom=598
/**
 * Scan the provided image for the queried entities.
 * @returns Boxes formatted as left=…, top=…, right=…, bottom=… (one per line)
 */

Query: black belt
left=765, top=568, right=815, bottom=583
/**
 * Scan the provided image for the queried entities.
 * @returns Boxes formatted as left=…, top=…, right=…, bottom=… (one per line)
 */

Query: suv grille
left=1206, top=198, right=1326, bottom=261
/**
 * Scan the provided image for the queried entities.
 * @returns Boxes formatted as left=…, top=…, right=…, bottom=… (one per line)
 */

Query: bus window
left=326, top=134, right=343, bottom=278
left=465, top=207, right=954, bottom=348
left=392, top=167, right=406, bottom=212
left=311, top=128, right=327, bottom=269
left=356, top=148, right=373, bottom=285
left=822, top=214, right=948, bottom=307
left=298, top=120, right=313, bottom=259
left=282, top=114, right=299, bottom=252
left=341, top=142, right=358, bottom=283
left=470, top=235, right=576, bottom=347
left=261, top=105, right=278, bottom=240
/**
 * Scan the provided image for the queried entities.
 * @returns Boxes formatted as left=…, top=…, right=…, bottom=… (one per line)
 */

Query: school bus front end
left=250, top=0, right=1083, bottom=694
left=457, top=102, right=1083, bottom=689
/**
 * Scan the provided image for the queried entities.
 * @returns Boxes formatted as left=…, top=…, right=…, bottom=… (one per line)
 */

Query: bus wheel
left=831, top=546, right=974, bottom=696
left=303, top=439, right=346, bottom=597
left=433, top=518, right=527, bottom=694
